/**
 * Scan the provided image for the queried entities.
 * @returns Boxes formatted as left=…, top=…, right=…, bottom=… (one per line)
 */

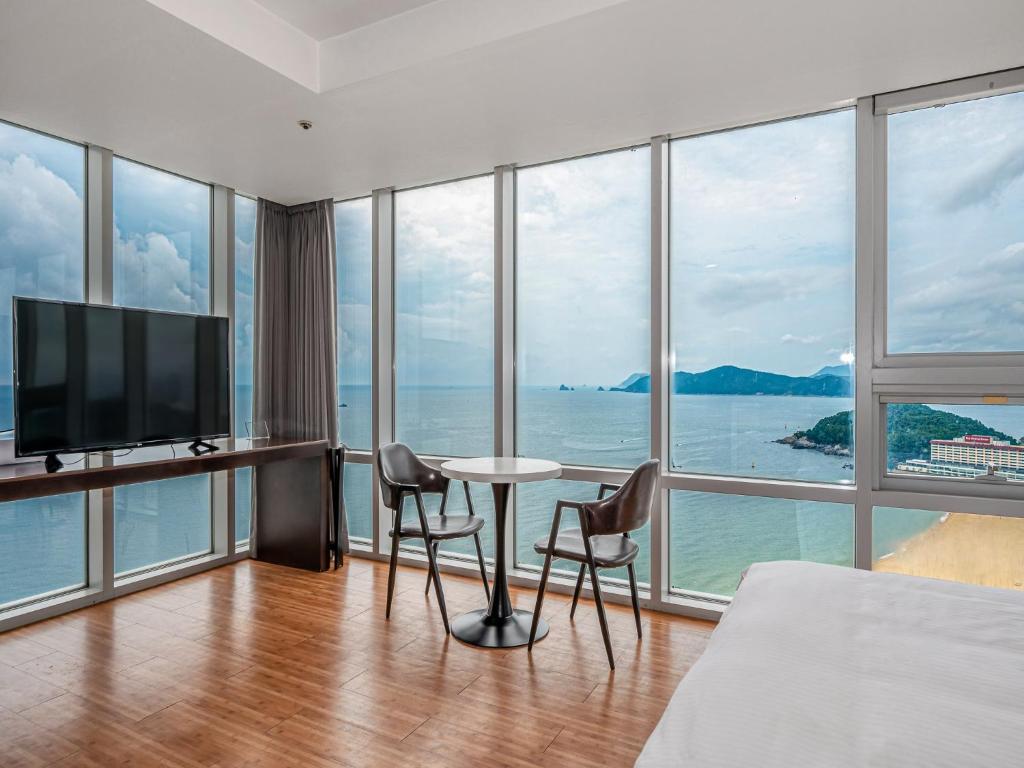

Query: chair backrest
left=376, top=442, right=447, bottom=510
left=582, top=459, right=659, bottom=536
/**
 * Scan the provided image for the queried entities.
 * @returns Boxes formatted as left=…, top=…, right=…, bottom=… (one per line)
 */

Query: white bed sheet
left=637, top=561, right=1024, bottom=767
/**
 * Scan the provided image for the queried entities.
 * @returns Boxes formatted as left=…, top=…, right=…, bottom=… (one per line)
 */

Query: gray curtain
left=251, top=198, right=345, bottom=555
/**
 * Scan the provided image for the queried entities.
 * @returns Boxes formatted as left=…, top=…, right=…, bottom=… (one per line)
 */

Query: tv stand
left=44, top=453, right=63, bottom=473
left=188, top=439, right=220, bottom=456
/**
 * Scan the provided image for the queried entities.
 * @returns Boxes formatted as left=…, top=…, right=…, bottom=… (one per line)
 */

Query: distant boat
left=339, top=403, right=348, bottom=408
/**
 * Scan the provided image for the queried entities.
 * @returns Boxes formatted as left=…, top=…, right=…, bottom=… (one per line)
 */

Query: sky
left=670, top=109, right=856, bottom=378
left=335, top=197, right=372, bottom=388
left=3, top=88, right=1023, bottom=403
left=887, top=90, right=1024, bottom=353
left=112, top=157, right=210, bottom=315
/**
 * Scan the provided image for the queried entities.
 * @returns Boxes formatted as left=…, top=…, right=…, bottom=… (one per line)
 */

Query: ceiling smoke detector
left=297, top=120, right=313, bottom=130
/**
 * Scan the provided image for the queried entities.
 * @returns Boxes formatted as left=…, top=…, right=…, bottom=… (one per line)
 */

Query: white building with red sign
left=930, top=435, right=1024, bottom=470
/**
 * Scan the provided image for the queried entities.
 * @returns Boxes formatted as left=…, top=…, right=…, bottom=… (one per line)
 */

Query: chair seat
left=533, top=528, right=639, bottom=568
left=392, top=514, right=484, bottom=541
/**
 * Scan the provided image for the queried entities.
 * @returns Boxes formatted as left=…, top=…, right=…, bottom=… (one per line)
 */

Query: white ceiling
left=1, top=0, right=1023, bottom=205
left=252, top=0, right=439, bottom=41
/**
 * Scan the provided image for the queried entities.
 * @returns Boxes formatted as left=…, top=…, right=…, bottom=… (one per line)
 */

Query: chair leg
left=423, top=535, right=450, bottom=634
left=385, top=533, right=400, bottom=619
left=424, top=541, right=440, bottom=595
left=528, top=551, right=554, bottom=652
left=569, top=564, right=586, bottom=620
left=627, top=563, right=643, bottom=640
left=472, top=533, right=491, bottom=602
left=587, top=559, right=615, bottom=670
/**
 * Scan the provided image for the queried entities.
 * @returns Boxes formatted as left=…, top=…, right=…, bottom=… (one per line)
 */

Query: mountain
left=812, top=364, right=852, bottom=378
left=611, top=365, right=852, bottom=397
left=614, top=372, right=648, bottom=390
left=777, top=403, right=1020, bottom=459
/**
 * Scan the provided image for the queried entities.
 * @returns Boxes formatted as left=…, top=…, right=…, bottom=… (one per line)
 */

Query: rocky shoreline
left=774, top=433, right=851, bottom=457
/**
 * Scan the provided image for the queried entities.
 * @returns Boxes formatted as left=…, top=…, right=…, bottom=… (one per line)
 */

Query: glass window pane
left=874, top=507, right=1024, bottom=590
left=112, top=158, right=212, bottom=574
left=235, top=466, right=251, bottom=545
left=515, top=479, right=650, bottom=585
left=669, top=110, right=856, bottom=484
left=0, top=121, right=85, bottom=429
left=515, top=148, right=651, bottom=468
left=113, top=158, right=210, bottom=312
left=115, top=475, right=212, bottom=575
left=234, top=195, right=256, bottom=545
left=670, top=491, right=853, bottom=598
left=336, top=198, right=372, bottom=450
left=394, top=176, right=493, bottom=457
left=0, top=121, right=87, bottom=608
left=887, top=90, right=1024, bottom=353
left=886, top=402, right=1024, bottom=481
left=0, top=494, right=85, bottom=609
left=343, top=462, right=373, bottom=542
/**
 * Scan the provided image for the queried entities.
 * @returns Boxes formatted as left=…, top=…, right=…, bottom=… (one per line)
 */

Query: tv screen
left=13, top=298, right=230, bottom=457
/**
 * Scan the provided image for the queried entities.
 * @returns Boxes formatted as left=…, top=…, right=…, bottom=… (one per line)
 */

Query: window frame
left=872, top=67, right=1024, bottom=500
left=10, top=68, right=1024, bottom=631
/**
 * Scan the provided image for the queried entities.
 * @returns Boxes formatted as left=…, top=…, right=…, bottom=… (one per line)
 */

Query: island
left=776, top=403, right=1020, bottom=461
left=611, top=365, right=851, bottom=397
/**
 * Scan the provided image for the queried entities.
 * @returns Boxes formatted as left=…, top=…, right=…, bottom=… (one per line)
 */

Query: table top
left=0, top=437, right=329, bottom=503
left=441, top=457, right=562, bottom=484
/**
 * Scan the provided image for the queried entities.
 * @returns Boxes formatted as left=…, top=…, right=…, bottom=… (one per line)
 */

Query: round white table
left=441, top=457, right=562, bottom=648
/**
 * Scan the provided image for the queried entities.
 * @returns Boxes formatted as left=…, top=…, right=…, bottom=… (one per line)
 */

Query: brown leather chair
left=528, top=459, right=659, bottom=669
left=377, top=442, right=490, bottom=634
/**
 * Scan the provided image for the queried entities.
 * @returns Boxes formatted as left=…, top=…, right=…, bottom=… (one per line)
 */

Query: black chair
left=377, top=442, right=491, bottom=634
left=528, top=459, right=659, bottom=669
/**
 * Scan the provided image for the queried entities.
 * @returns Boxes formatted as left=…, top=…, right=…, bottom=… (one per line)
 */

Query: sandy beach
left=875, top=512, right=1024, bottom=590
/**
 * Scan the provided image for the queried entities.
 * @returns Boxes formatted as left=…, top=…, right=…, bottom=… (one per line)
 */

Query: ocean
left=4, top=385, right=1021, bottom=606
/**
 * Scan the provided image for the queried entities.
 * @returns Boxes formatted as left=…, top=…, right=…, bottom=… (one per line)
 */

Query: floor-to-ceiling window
left=234, top=194, right=256, bottom=546
left=111, top=157, right=212, bottom=576
left=667, top=109, right=857, bottom=597
left=0, top=121, right=87, bottom=609
left=514, top=147, right=652, bottom=583
left=394, top=175, right=495, bottom=556
left=335, top=197, right=373, bottom=541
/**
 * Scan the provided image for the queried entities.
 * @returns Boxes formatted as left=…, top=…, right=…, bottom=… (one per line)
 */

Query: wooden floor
left=0, top=557, right=714, bottom=768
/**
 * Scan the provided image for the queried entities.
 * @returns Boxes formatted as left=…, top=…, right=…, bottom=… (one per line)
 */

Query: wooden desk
left=0, top=438, right=331, bottom=571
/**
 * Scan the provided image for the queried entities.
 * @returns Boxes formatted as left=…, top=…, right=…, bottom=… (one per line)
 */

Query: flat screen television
left=13, top=298, right=230, bottom=464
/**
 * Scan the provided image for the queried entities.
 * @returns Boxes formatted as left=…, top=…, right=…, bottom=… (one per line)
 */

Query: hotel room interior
left=1, top=1, right=1023, bottom=765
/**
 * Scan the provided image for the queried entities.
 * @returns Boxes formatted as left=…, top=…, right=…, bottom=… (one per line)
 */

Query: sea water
left=4, top=386, right=1022, bottom=605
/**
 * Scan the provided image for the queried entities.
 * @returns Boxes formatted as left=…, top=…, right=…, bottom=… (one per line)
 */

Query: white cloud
left=0, top=154, right=84, bottom=298
left=781, top=333, right=823, bottom=345
left=114, top=228, right=207, bottom=313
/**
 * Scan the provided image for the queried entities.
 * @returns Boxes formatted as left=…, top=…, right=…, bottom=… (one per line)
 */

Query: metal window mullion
left=650, top=136, right=670, bottom=604
left=372, top=187, right=395, bottom=556
left=875, top=66, right=1024, bottom=115
left=85, top=144, right=114, bottom=598
left=211, top=185, right=233, bottom=556
left=854, top=97, right=877, bottom=570
left=494, top=166, right=515, bottom=572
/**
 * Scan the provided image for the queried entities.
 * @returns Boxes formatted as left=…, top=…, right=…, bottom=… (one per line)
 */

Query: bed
left=637, top=560, right=1024, bottom=767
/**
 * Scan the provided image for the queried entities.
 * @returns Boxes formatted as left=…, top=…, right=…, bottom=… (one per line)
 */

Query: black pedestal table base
left=451, top=608, right=548, bottom=648
left=448, top=479, right=550, bottom=649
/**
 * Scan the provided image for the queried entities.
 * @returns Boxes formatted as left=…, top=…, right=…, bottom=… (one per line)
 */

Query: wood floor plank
left=0, top=557, right=714, bottom=766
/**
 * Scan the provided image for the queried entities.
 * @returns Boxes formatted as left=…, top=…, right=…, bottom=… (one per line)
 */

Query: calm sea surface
left=4, top=385, right=1022, bottom=605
